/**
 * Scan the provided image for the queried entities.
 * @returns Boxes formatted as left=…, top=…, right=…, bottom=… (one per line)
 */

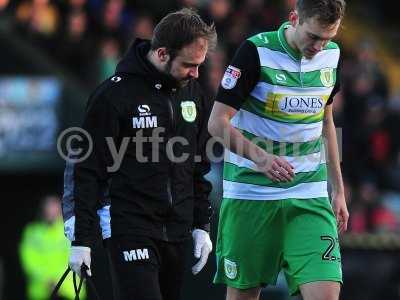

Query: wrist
left=194, top=223, right=210, bottom=233
left=253, top=150, right=270, bottom=167
left=332, top=189, right=345, bottom=197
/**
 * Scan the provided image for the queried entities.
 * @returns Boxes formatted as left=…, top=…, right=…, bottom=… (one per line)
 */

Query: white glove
left=192, top=229, right=212, bottom=275
left=69, top=246, right=92, bottom=277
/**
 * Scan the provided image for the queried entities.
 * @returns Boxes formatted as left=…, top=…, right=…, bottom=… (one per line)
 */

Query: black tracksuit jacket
left=68, top=39, right=213, bottom=247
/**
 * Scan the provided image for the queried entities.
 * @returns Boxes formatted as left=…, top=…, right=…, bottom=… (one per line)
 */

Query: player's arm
left=208, top=40, right=294, bottom=182
left=209, top=103, right=292, bottom=182
left=322, top=104, right=344, bottom=197
left=322, top=60, right=349, bottom=234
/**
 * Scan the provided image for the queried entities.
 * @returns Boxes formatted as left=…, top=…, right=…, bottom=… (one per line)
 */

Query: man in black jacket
left=63, top=8, right=217, bottom=300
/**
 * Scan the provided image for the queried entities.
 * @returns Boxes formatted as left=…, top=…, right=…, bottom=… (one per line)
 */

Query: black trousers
left=108, top=235, right=187, bottom=300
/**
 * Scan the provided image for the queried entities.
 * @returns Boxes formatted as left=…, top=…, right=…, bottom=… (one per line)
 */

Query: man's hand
left=255, top=152, right=295, bottom=182
left=332, top=193, right=349, bottom=234
left=69, top=246, right=92, bottom=277
left=192, top=229, right=212, bottom=275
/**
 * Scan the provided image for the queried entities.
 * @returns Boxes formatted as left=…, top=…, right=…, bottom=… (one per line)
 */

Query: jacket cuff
left=71, top=240, right=92, bottom=247
left=194, top=223, right=210, bottom=233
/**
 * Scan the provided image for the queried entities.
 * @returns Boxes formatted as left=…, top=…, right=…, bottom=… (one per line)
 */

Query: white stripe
left=223, top=180, right=328, bottom=200
left=250, top=82, right=333, bottom=103
left=231, top=110, right=322, bottom=142
left=257, top=47, right=340, bottom=72
left=225, top=150, right=325, bottom=174
left=302, top=49, right=340, bottom=72
left=258, top=48, right=299, bottom=72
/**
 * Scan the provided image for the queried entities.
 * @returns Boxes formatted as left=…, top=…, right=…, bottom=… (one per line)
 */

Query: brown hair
left=296, top=0, right=346, bottom=25
left=151, top=8, right=217, bottom=59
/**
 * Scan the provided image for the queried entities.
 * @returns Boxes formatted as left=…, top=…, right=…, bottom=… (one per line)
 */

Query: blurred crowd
left=1, top=0, right=296, bottom=90
left=1, top=0, right=400, bottom=299
left=339, top=42, right=400, bottom=238
left=3, top=0, right=400, bottom=237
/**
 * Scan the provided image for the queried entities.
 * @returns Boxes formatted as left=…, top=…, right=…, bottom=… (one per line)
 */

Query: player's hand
left=192, top=229, right=212, bottom=275
left=255, top=152, right=295, bottom=182
left=332, top=193, right=349, bottom=234
left=69, top=246, right=92, bottom=277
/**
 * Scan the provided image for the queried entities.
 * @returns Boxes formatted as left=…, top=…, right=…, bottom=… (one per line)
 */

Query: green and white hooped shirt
left=217, top=22, right=341, bottom=201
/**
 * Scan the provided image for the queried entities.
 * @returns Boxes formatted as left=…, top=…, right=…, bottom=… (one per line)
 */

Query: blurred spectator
left=201, top=0, right=232, bottom=42
left=222, top=11, right=250, bottom=59
left=203, top=46, right=226, bottom=95
left=15, top=0, right=60, bottom=37
left=131, top=13, right=154, bottom=40
left=349, top=179, right=397, bottom=233
left=97, top=0, right=129, bottom=48
left=0, top=0, right=9, bottom=11
left=97, top=37, right=121, bottom=82
left=68, top=0, right=87, bottom=11
left=19, top=195, right=84, bottom=300
left=237, top=0, right=281, bottom=34
left=57, top=9, right=96, bottom=85
left=102, top=0, right=124, bottom=32
left=14, top=0, right=61, bottom=56
left=341, top=40, right=390, bottom=186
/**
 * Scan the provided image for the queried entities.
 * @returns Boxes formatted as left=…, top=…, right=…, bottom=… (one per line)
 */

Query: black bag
left=50, top=264, right=100, bottom=300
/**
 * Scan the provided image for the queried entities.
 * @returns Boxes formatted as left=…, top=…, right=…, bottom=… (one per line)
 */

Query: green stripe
left=242, top=96, right=325, bottom=124
left=260, top=66, right=337, bottom=88
left=239, top=129, right=322, bottom=156
left=248, top=29, right=339, bottom=52
left=248, top=32, right=283, bottom=52
left=223, top=162, right=327, bottom=188
left=223, top=196, right=330, bottom=202
left=324, top=41, right=339, bottom=50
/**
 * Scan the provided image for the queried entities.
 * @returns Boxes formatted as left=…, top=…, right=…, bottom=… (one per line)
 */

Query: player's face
left=294, top=15, right=341, bottom=59
left=166, top=37, right=208, bottom=87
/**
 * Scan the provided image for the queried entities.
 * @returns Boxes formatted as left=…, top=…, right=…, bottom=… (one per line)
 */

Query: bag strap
left=73, top=271, right=84, bottom=300
left=80, top=264, right=101, bottom=300
left=50, top=264, right=101, bottom=300
left=50, top=267, right=71, bottom=299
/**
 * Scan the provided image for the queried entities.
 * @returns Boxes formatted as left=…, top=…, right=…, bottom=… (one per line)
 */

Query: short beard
left=165, top=59, right=190, bottom=87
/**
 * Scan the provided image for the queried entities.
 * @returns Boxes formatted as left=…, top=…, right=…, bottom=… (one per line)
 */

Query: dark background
left=1, top=0, right=400, bottom=299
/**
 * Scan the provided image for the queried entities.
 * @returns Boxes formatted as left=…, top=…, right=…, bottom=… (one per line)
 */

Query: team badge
left=224, top=258, right=238, bottom=280
left=221, top=65, right=241, bottom=90
left=320, top=68, right=334, bottom=87
left=181, top=101, right=197, bottom=122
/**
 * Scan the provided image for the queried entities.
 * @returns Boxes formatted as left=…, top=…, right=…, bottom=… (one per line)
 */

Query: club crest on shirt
left=221, top=65, right=241, bottom=90
left=320, top=68, right=334, bottom=87
left=181, top=101, right=197, bottom=122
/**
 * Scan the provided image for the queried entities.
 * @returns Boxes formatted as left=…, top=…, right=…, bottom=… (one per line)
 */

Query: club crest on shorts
left=221, top=65, right=241, bottom=90
left=320, top=68, right=334, bottom=87
left=181, top=101, right=197, bottom=122
left=224, top=258, right=237, bottom=279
